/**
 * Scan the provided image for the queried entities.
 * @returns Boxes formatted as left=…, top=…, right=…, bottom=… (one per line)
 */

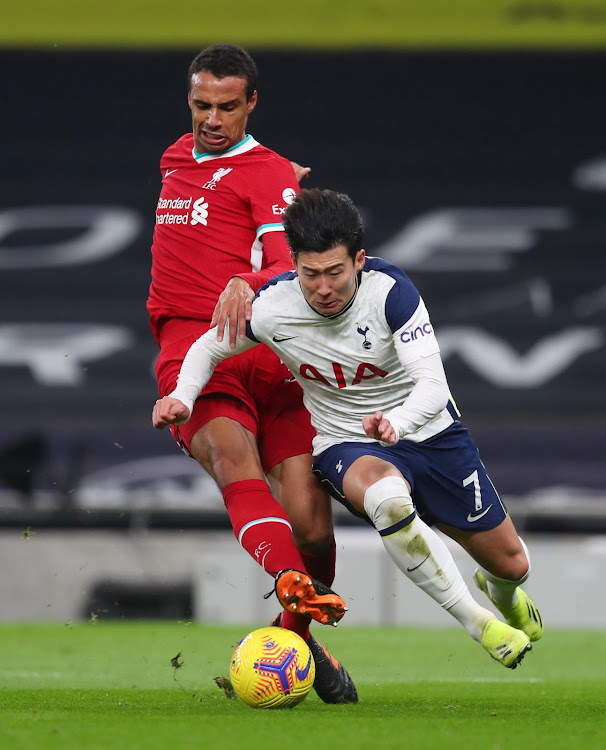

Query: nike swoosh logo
left=407, top=553, right=430, bottom=572
left=467, top=504, right=493, bottom=523
left=295, top=650, right=313, bottom=681
left=272, top=335, right=297, bottom=342
left=164, top=169, right=178, bottom=178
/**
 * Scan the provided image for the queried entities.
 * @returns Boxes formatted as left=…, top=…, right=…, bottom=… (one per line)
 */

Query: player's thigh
left=267, top=453, right=334, bottom=550
left=342, top=455, right=405, bottom=513
left=156, top=324, right=257, bottom=405
left=157, top=331, right=262, bottom=463
left=312, top=442, right=404, bottom=518
left=190, top=416, right=265, bottom=488
left=256, top=371, right=315, bottom=474
left=437, top=515, right=529, bottom=580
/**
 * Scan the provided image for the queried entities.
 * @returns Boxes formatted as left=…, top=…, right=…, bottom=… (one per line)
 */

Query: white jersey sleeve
left=382, top=352, right=450, bottom=441
left=382, top=297, right=451, bottom=441
left=169, top=324, right=257, bottom=415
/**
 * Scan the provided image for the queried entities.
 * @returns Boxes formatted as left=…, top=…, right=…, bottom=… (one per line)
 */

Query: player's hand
left=210, top=277, right=254, bottom=348
left=152, top=396, right=191, bottom=429
left=362, top=410, right=397, bottom=444
left=290, top=161, right=311, bottom=182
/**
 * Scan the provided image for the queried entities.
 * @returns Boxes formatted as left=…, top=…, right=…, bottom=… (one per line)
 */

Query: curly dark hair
left=188, top=43, right=258, bottom=100
left=283, top=189, right=365, bottom=261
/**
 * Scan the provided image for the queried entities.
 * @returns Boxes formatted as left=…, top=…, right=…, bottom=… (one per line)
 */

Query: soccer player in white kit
left=153, top=188, right=544, bottom=669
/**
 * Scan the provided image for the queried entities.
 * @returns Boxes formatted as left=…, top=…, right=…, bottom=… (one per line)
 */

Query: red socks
left=222, top=478, right=306, bottom=577
left=300, top=544, right=336, bottom=588
left=222, top=478, right=338, bottom=643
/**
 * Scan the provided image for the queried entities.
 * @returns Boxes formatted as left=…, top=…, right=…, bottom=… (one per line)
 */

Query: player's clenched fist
left=362, top=410, right=397, bottom=445
left=152, top=396, right=191, bottom=429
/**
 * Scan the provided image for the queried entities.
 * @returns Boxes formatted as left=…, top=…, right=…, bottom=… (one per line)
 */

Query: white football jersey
left=173, top=256, right=458, bottom=456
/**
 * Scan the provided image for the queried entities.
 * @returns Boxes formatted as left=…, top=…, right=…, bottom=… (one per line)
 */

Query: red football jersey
left=147, top=133, right=299, bottom=342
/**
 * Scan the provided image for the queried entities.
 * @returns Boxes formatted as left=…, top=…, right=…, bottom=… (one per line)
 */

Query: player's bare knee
left=363, top=476, right=415, bottom=531
left=293, top=531, right=335, bottom=555
left=486, top=547, right=530, bottom=583
left=290, top=513, right=333, bottom=550
left=193, top=436, right=264, bottom=484
left=516, top=535, right=531, bottom=578
left=501, top=556, right=529, bottom=581
left=500, top=537, right=531, bottom=581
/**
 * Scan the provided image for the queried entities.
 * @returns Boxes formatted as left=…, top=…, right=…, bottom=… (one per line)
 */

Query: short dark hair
left=188, top=43, right=258, bottom=100
left=283, top=189, right=365, bottom=261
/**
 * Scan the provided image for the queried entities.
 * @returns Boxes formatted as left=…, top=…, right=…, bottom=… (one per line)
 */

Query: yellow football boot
left=474, top=569, right=544, bottom=642
left=481, top=618, right=532, bottom=669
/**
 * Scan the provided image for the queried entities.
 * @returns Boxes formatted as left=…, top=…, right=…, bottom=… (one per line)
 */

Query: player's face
left=294, top=245, right=366, bottom=316
left=188, top=72, right=257, bottom=154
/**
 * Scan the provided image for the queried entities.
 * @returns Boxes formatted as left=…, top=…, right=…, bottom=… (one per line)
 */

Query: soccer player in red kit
left=147, top=43, right=357, bottom=703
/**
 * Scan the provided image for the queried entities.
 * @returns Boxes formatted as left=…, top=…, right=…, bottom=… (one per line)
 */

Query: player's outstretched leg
left=474, top=570, right=544, bottom=642
left=266, top=569, right=347, bottom=626
left=270, top=613, right=358, bottom=704
left=306, top=634, right=358, bottom=703
left=481, top=618, right=532, bottom=669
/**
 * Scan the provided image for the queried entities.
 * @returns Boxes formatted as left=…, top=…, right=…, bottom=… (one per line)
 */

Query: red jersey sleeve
left=235, top=232, right=294, bottom=291
left=234, top=155, right=300, bottom=291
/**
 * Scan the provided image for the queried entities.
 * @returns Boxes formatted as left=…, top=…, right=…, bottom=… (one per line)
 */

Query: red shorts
left=155, top=318, right=315, bottom=473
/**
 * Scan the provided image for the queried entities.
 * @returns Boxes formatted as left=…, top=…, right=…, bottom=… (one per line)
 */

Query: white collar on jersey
left=192, top=134, right=260, bottom=163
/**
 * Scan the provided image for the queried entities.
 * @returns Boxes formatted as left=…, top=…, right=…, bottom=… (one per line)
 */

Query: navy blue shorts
left=312, top=423, right=507, bottom=531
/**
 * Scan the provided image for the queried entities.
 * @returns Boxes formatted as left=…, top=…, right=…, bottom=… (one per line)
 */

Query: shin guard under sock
left=222, top=479, right=311, bottom=640
left=222, top=479, right=306, bottom=576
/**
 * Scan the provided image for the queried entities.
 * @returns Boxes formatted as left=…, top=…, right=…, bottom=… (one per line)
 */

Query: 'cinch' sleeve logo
left=400, top=323, right=433, bottom=344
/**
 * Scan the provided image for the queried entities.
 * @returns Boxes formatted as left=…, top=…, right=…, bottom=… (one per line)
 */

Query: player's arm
left=152, top=326, right=257, bottom=429
left=363, top=295, right=449, bottom=444
left=211, top=157, right=300, bottom=347
left=239, top=230, right=295, bottom=291
left=210, top=231, right=294, bottom=348
left=232, top=157, right=301, bottom=294
left=381, top=353, right=450, bottom=440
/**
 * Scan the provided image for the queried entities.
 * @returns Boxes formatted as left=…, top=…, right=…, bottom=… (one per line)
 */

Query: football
left=229, top=626, right=315, bottom=708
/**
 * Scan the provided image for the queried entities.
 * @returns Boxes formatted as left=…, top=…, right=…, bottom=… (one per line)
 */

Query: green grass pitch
left=1, top=622, right=605, bottom=750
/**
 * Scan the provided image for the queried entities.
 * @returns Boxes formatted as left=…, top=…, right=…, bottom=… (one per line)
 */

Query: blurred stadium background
left=1, top=0, right=606, bottom=624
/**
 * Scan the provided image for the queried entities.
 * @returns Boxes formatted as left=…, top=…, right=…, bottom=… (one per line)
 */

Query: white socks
left=479, top=537, right=530, bottom=612
left=364, top=476, right=493, bottom=642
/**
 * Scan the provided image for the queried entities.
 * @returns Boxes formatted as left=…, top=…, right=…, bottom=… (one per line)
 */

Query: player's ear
left=355, top=249, right=365, bottom=271
left=247, top=90, right=258, bottom=114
